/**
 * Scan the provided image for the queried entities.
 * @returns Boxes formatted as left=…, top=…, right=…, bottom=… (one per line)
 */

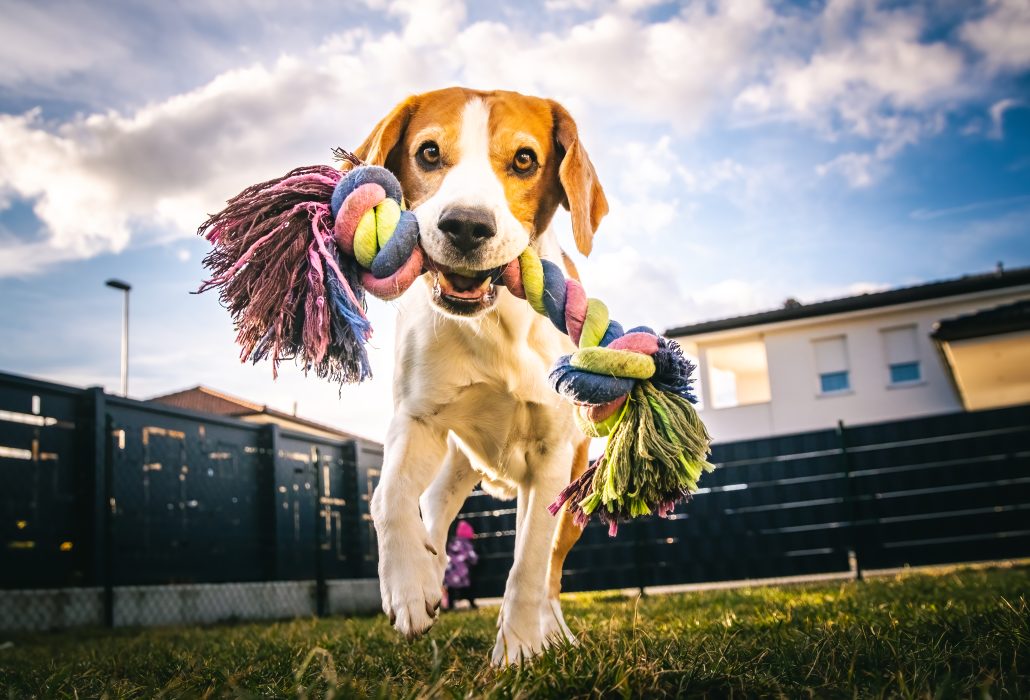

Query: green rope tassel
left=552, top=382, right=713, bottom=535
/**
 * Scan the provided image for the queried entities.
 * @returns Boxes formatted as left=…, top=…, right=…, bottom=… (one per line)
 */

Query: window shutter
left=813, top=336, right=848, bottom=374
left=882, top=326, right=918, bottom=365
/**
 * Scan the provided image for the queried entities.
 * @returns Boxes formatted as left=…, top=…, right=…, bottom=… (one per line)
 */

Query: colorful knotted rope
left=198, top=160, right=713, bottom=535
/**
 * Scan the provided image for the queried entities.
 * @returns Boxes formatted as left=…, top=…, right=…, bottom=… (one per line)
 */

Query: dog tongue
left=440, top=271, right=490, bottom=299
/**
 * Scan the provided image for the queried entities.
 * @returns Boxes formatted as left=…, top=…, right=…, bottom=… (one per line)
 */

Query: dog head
left=353, top=87, right=607, bottom=318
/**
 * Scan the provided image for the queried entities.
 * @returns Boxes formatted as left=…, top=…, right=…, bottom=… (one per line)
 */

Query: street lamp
left=105, top=279, right=131, bottom=397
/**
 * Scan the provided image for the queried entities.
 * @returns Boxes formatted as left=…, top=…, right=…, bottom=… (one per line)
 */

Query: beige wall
left=677, top=286, right=1030, bottom=443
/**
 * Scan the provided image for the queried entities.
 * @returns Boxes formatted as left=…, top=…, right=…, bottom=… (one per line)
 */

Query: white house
left=666, top=266, right=1030, bottom=443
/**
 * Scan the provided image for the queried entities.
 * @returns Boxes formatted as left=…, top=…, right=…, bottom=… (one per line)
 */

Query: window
left=820, top=371, right=850, bottom=393
left=889, top=362, right=920, bottom=383
left=705, top=338, right=771, bottom=409
left=813, top=336, right=850, bottom=394
left=882, top=325, right=921, bottom=385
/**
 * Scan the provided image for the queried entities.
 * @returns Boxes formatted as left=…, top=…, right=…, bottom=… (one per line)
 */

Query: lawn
left=1, top=564, right=1027, bottom=698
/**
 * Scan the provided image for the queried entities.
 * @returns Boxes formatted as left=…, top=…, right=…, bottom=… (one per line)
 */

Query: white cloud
left=592, top=136, right=690, bottom=247
left=0, top=0, right=405, bottom=110
left=585, top=135, right=776, bottom=255
left=0, top=44, right=440, bottom=275
left=988, top=98, right=1023, bottom=139
left=458, top=0, right=776, bottom=132
left=544, top=0, right=599, bottom=11
left=961, top=0, right=1030, bottom=73
left=374, top=0, right=468, bottom=46
left=582, top=241, right=903, bottom=336
left=0, top=3, right=126, bottom=87
left=579, top=244, right=780, bottom=332
left=815, top=111, right=943, bottom=188
left=736, top=18, right=965, bottom=122
left=0, top=0, right=781, bottom=276
left=736, top=1, right=971, bottom=187
left=0, top=0, right=1025, bottom=274
left=816, top=151, right=876, bottom=188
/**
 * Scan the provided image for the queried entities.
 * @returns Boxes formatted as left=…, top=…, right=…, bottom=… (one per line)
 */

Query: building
left=666, top=266, right=1030, bottom=443
left=148, top=385, right=363, bottom=442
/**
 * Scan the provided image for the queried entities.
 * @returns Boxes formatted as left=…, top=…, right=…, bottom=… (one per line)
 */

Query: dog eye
left=512, top=148, right=537, bottom=174
left=417, top=141, right=441, bottom=169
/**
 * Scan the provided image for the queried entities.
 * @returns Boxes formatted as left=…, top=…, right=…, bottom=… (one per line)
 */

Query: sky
left=1, top=0, right=1028, bottom=442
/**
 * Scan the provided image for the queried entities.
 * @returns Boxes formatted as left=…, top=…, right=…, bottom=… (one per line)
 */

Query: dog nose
left=438, top=206, right=496, bottom=253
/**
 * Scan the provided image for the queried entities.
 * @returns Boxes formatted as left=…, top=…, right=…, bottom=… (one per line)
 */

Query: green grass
left=1, top=564, right=1028, bottom=698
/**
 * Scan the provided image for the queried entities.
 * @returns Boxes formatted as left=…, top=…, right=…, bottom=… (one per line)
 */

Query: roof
left=147, top=386, right=360, bottom=440
left=666, top=265, right=1030, bottom=338
left=931, top=299, right=1030, bottom=342
left=148, top=386, right=263, bottom=416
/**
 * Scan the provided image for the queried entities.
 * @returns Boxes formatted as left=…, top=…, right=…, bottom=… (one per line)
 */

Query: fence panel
left=0, top=375, right=93, bottom=588
left=844, top=405, right=1030, bottom=569
left=456, top=406, right=1030, bottom=597
left=0, top=371, right=382, bottom=631
left=354, top=441, right=383, bottom=579
left=106, top=398, right=272, bottom=585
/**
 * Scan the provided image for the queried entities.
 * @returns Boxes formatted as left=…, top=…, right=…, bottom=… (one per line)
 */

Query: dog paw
left=378, top=531, right=442, bottom=640
left=490, top=598, right=546, bottom=666
left=539, top=598, right=577, bottom=647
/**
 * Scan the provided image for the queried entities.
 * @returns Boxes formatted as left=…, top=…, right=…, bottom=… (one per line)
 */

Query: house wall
left=683, top=287, right=1030, bottom=443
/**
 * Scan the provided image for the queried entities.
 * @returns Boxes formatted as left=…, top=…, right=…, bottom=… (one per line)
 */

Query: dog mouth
left=429, top=265, right=504, bottom=316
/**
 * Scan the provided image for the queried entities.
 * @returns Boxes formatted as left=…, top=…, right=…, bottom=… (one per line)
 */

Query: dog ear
left=549, top=100, right=608, bottom=257
left=353, top=97, right=416, bottom=173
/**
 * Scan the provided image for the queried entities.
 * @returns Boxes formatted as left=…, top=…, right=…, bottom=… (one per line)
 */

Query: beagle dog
left=359, top=87, right=607, bottom=665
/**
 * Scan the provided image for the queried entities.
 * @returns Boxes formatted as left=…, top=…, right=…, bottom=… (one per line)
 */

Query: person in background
left=443, top=520, right=479, bottom=610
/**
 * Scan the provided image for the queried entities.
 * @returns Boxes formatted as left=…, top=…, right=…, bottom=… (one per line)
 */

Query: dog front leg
left=371, top=414, right=448, bottom=639
left=420, top=436, right=482, bottom=586
left=541, top=437, right=590, bottom=646
left=491, top=447, right=572, bottom=666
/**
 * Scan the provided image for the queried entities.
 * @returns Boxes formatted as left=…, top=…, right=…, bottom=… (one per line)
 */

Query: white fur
left=370, top=96, right=581, bottom=665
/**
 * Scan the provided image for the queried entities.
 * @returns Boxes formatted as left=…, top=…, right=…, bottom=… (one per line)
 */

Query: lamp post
left=105, top=279, right=131, bottom=397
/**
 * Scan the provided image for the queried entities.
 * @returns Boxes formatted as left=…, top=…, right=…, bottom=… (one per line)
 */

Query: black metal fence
left=2, top=368, right=1029, bottom=629
left=461, top=404, right=1030, bottom=598
left=0, top=371, right=382, bottom=630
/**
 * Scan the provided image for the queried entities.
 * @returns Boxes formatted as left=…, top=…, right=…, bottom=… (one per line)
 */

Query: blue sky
left=1, top=0, right=1028, bottom=440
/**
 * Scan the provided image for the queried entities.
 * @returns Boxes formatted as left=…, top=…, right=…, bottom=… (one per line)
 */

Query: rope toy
left=197, top=153, right=713, bottom=535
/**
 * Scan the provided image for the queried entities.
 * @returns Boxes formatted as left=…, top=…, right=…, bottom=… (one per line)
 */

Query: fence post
left=837, top=419, right=863, bottom=581
left=84, top=386, right=114, bottom=626
left=261, top=424, right=280, bottom=581
left=313, top=447, right=328, bottom=617
left=341, top=441, right=363, bottom=577
left=102, top=413, right=115, bottom=626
